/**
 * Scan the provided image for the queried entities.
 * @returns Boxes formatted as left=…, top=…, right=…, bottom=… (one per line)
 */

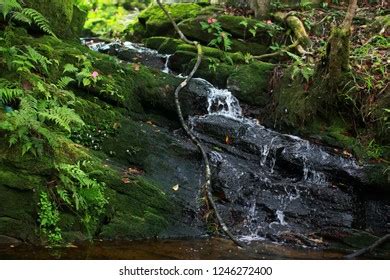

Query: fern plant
left=0, top=0, right=57, bottom=37
left=0, top=45, right=52, bottom=76
left=56, top=161, right=108, bottom=237
left=38, top=191, right=62, bottom=245
left=0, top=78, right=24, bottom=103
left=38, top=106, right=84, bottom=133
left=0, top=95, right=84, bottom=156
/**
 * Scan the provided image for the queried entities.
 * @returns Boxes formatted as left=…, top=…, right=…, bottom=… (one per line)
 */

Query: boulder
left=24, top=0, right=86, bottom=39
left=227, top=61, right=275, bottom=106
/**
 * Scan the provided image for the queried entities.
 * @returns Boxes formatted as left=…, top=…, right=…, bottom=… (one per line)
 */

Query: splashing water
left=162, top=54, right=172, bottom=74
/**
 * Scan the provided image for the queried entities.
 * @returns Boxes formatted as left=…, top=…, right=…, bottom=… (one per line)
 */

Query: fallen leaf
left=342, top=150, right=352, bottom=157
left=225, top=135, right=232, bottom=145
left=127, top=166, right=144, bottom=175
left=121, top=177, right=130, bottom=184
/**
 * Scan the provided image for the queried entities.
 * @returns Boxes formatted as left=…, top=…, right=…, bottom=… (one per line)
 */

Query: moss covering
left=187, top=57, right=235, bottom=88
left=0, top=25, right=187, bottom=244
left=128, top=3, right=204, bottom=40
left=144, top=36, right=183, bottom=54
left=23, top=0, right=84, bottom=39
left=227, top=61, right=275, bottom=106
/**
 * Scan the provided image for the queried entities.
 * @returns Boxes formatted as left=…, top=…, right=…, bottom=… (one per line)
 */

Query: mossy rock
left=186, top=57, right=235, bottom=88
left=230, top=39, right=268, bottom=56
left=266, top=67, right=320, bottom=129
left=0, top=166, right=44, bottom=191
left=218, top=15, right=275, bottom=42
left=178, top=17, right=216, bottom=44
left=168, top=50, right=197, bottom=74
left=0, top=172, right=38, bottom=243
left=179, top=15, right=273, bottom=53
left=144, top=36, right=183, bottom=54
left=128, top=3, right=204, bottom=40
left=23, top=1, right=85, bottom=39
left=145, top=36, right=245, bottom=63
left=227, top=61, right=275, bottom=107
left=98, top=170, right=175, bottom=240
left=364, top=164, right=390, bottom=193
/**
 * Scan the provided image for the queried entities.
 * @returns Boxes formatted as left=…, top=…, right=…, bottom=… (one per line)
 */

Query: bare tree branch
left=345, top=233, right=390, bottom=259
left=155, top=0, right=244, bottom=248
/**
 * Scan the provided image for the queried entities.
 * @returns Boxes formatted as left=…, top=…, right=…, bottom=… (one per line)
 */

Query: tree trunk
left=324, top=0, right=358, bottom=91
left=250, top=0, right=270, bottom=18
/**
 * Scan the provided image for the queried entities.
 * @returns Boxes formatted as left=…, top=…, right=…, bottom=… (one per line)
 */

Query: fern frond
left=57, top=76, right=74, bottom=89
left=0, top=0, right=22, bottom=19
left=0, top=78, right=24, bottom=103
left=22, top=8, right=57, bottom=38
left=63, top=64, right=79, bottom=74
left=11, top=11, right=32, bottom=25
left=19, top=94, right=38, bottom=112
left=24, top=46, right=52, bottom=74
left=38, top=106, right=84, bottom=133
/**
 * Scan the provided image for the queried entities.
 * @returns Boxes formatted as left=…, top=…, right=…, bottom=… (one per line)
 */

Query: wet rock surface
left=74, top=39, right=390, bottom=248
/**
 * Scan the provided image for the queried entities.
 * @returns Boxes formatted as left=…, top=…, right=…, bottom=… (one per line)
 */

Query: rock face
left=24, top=0, right=86, bottom=39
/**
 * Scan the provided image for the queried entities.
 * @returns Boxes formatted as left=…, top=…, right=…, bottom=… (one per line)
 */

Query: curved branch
left=155, top=0, right=244, bottom=248
left=253, top=41, right=299, bottom=60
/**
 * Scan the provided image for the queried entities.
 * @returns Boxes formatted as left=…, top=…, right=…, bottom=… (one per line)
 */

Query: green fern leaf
left=24, top=46, right=52, bottom=74
left=11, top=11, right=32, bottom=25
left=0, top=78, right=24, bottom=103
left=57, top=77, right=74, bottom=89
left=63, top=64, right=79, bottom=74
left=22, top=8, right=57, bottom=38
left=38, top=106, right=84, bottom=133
left=0, top=0, right=22, bottom=19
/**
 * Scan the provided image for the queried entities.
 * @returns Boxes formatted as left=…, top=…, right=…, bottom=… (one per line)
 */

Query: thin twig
left=345, top=233, right=390, bottom=259
left=253, top=41, right=299, bottom=60
left=155, top=0, right=244, bottom=248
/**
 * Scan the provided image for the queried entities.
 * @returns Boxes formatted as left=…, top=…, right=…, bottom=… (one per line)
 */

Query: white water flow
left=162, top=54, right=172, bottom=74
left=206, top=85, right=242, bottom=118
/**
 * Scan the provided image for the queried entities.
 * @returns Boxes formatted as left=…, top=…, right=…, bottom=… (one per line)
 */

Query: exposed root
left=156, top=0, right=244, bottom=248
left=273, top=12, right=312, bottom=54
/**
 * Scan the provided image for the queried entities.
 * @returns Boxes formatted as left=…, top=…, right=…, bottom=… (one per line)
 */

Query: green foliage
left=77, top=0, right=151, bottom=37
left=249, top=20, right=283, bottom=37
left=0, top=0, right=21, bottom=19
left=56, top=161, right=108, bottom=236
left=64, top=56, right=101, bottom=87
left=0, top=45, right=53, bottom=76
left=20, top=8, right=56, bottom=37
left=56, top=76, right=75, bottom=90
left=201, top=19, right=233, bottom=52
left=0, top=95, right=83, bottom=156
left=38, top=191, right=62, bottom=245
left=343, top=34, right=389, bottom=128
left=0, top=78, right=23, bottom=103
left=0, top=41, right=84, bottom=157
left=366, top=139, right=384, bottom=159
left=286, top=51, right=314, bottom=83
left=207, top=57, right=218, bottom=72
left=38, top=106, right=84, bottom=134
left=0, top=0, right=56, bottom=37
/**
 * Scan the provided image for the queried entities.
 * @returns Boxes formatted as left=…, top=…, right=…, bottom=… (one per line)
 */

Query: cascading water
left=83, top=39, right=389, bottom=246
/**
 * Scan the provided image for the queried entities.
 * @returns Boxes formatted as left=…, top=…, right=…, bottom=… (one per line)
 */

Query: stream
left=2, top=38, right=387, bottom=259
